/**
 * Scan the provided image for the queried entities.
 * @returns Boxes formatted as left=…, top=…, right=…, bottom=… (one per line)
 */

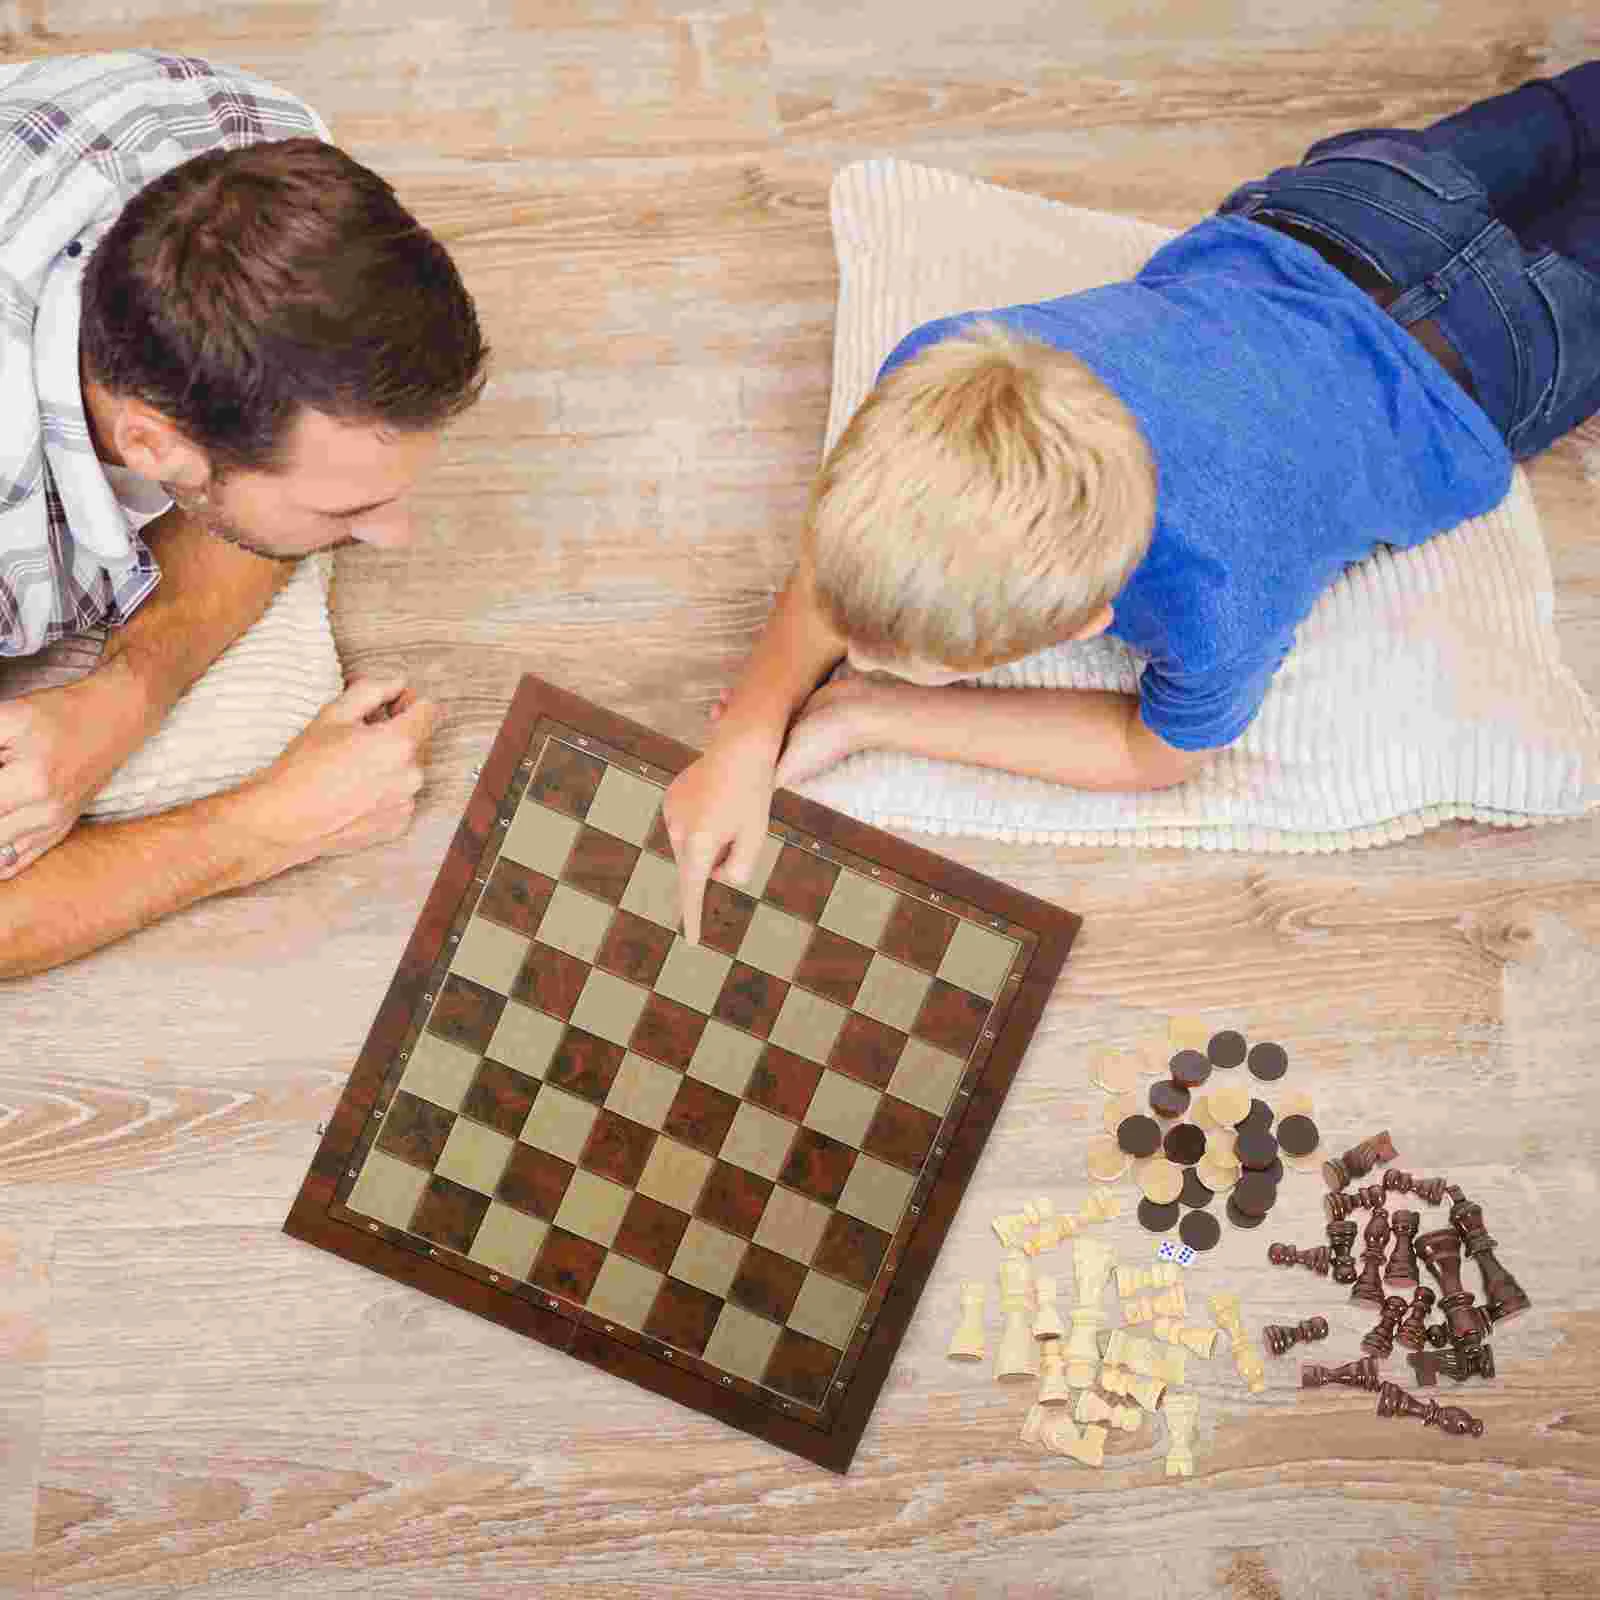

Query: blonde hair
left=804, top=322, right=1156, bottom=670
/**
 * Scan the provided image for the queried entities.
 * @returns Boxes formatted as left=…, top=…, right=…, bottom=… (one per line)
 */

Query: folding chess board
left=286, top=677, right=1079, bottom=1470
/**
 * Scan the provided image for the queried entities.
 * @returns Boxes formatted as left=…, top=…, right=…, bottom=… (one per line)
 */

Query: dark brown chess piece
left=1384, top=1210, right=1421, bottom=1290
left=1327, top=1220, right=1359, bottom=1286
left=1351, top=1207, right=1392, bottom=1306
left=1322, top=1130, right=1398, bottom=1192
left=1376, top=1380, right=1484, bottom=1437
left=1407, top=1342, right=1496, bottom=1387
left=1324, top=1184, right=1387, bottom=1223
left=1447, top=1188, right=1531, bottom=1325
left=1396, top=1285, right=1436, bottom=1352
left=1423, top=1320, right=1452, bottom=1349
left=1301, top=1355, right=1381, bottom=1391
left=1416, top=1227, right=1492, bottom=1348
left=1268, top=1243, right=1330, bottom=1275
left=1382, top=1170, right=1449, bottom=1206
left=1360, top=1295, right=1408, bottom=1359
left=1263, top=1316, right=1329, bottom=1357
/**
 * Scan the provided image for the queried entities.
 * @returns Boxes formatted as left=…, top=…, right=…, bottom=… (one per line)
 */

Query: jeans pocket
left=1304, top=137, right=1481, bottom=202
left=1525, top=250, right=1600, bottom=429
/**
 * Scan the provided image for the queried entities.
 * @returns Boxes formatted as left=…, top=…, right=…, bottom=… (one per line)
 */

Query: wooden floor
left=5, top=2, right=1600, bottom=1595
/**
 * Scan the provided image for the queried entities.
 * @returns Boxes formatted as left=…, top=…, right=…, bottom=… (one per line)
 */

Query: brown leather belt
left=1249, top=212, right=1477, bottom=403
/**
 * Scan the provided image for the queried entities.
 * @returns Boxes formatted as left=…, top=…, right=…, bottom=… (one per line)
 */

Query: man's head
left=80, top=137, right=488, bottom=559
left=804, top=322, right=1156, bottom=675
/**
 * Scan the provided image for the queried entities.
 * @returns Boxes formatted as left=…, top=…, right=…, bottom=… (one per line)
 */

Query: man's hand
left=772, top=674, right=884, bottom=791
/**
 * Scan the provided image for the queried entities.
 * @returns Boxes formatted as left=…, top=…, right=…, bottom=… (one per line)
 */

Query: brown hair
left=81, top=138, right=487, bottom=473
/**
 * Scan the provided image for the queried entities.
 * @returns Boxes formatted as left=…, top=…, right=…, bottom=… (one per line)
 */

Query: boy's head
left=804, top=322, right=1155, bottom=674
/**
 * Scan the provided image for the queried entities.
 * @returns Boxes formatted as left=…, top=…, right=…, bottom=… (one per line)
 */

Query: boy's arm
left=665, top=560, right=846, bottom=941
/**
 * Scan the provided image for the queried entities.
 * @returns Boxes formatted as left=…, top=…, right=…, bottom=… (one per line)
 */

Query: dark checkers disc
left=1226, top=1195, right=1267, bottom=1229
left=1259, top=1157, right=1285, bottom=1186
left=1169, top=1049, right=1212, bottom=1090
left=1231, top=1172, right=1278, bottom=1216
left=1163, top=1123, right=1208, bottom=1167
left=1116, top=1114, right=1163, bottom=1158
left=1138, top=1197, right=1181, bottom=1234
left=1237, top=1098, right=1275, bottom=1136
left=1179, top=1167, right=1215, bottom=1209
left=1247, top=1040, right=1289, bottom=1081
left=1207, top=1029, right=1248, bottom=1069
left=1277, top=1113, right=1320, bottom=1156
left=1234, top=1129, right=1279, bottom=1171
left=1148, top=1081, right=1191, bottom=1120
left=1179, top=1210, right=1222, bottom=1251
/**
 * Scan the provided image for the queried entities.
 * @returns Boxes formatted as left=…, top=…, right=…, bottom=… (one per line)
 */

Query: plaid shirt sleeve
left=0, top=51, right=331, bottom=658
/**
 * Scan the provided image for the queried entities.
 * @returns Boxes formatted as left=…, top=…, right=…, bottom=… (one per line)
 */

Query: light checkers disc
left=1195, top=1158, right=1238, bottom=1194
left=1137, top=1158, right=1184, bottom=1205
left=1087, top=1137, right=1133, bottom=1183
left=1091, top=1048, right=1142, bottom=1095
left=1206, top=1083, right=1251, bottom=1127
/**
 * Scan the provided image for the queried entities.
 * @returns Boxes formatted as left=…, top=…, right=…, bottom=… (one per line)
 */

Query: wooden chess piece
left=1210, top=1291, right=1265, bottom=1394
left=1447, top=1189, right=1531, bottom=1325
left=1151, top=1320, right=1220, bottom=1358
left=1323, top=1130, right=1398, bottom=1192
left=1162, top=1392, right=1201, bottom=1478
left=1384, top=1210, right=1421, bottom=1290
left=1115, top=1261, right=1180, bottom=1298
left=1407, top=1341, right=1496, bottom=1387
left=1066, top=1238, right=1117, bottom=1387
left=1396, top=1285, right=1436, bottom=1353
left=1415, top=1228, right=1491, bottom=1348
left=1076, top=1389, right=1140, bottom=1432
left=1423, top=1319, right=1452, bottom=1349
left=1263, top=1317, right=1329, bottom=1357
left=1376, top=1380, right=1485, bottom=1437
left=1100, top=1363, right=1166, bottom=1410
left=1351, top=1207, right=1392, bottom=1306
left=1326, top=1220, right=1359, bottom=1286
left=995, top=1255, right=1039, bottom=1382
left=1033, top=1275, right=1065, bottom=1341
left=1300, top=1355, right=1381, bottom=1391
left=1268, top=1243, right=1331, bottom=1275
left=1383, top=1169, right=1449, bottom=1206
left=1037, top=1342, right=1072, bottom=1403
left=947, top=1281, right=987, bottom=1361
left=1324, top=1183, right=1387, bottom=1223
left=1106, top=1329, right=1186, bottom=1388
left=1360, top=1295, right=1409, bottom=1359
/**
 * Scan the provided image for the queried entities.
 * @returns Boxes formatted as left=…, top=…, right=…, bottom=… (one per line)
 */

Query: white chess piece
left=994, top=1255, right=1038, bottom=1381
left=1065, top=1237, right=1116, bottom=1387
left=1037, top=1343, right=1072, bottom=1404
left=1075, top=1389, right=1141, bottom=1433
left=1163, top=1392, right=1201, bottom=1477
left=1033, top=1275, right=1064, bottom=1341
left=946, top=1281, right=986, bottom=1361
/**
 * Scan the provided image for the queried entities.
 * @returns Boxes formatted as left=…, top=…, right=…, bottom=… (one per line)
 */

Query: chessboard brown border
left=284, top=674, right=1081, bottom=1472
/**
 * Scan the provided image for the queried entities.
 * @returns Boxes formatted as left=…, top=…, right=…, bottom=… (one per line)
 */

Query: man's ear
left=108, top=396, right=210, bottom=490
left=1069, top=603, right=1115, bottom=642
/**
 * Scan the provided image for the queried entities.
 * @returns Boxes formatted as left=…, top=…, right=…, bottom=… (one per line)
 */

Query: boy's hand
left=773, top=676, right=884, bottom=791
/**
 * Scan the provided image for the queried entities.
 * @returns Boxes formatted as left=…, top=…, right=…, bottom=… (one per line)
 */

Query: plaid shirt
left=0, top=51, right=329, bottom=657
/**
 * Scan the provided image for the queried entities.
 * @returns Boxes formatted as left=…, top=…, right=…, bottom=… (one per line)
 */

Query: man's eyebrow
left=308, top=494, right=399, bottom=519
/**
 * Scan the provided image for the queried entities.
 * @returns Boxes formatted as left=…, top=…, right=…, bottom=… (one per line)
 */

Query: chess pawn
left=1447, top=1190, right=1531, bottom=1325
left=1351, top=1208, right=1392, bottom=1306
left=1383, top=1169, right=1449, bottom=1206
left=995, top=1256, right=1038, bottom=1382
left=1376, top=1380, right=1485, bottom=1438
left=1268, top=1242, right=1331, bottom=1275
left=1326, top=1220, right=1360, bottom=1286
left=1033, top=1276, right=1065, bottom=1341
left=1262, top=1316, right=1329, bottom=1357
left=946, top=1282, right=987, bottom=1361
left=1323, top=1129, right=1399, bottom=1192
left=1300, top=1355, right=1382, bottom=1391
left=1415, top=1228, right=1492, bottom=1348
left=1384, top=1210, right=1421, bottom=1290
left=1162, top=1392, right=1201, bottom=1478
left=1396, top=1285, right=1436, bottom=1353
left=1407, top=1340, right=1496, bottom=1387
left=1152, top=1320, right=1220, bottom=1358
left=1360, top=1295, right=1409, bottom=1359
left=1037, top=1342, right=1073, bottom=1404
left=1324, top=1183, right=1387, bottom=1224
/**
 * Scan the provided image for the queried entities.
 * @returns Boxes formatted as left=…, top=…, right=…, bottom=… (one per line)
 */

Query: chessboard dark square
left=527, top=742, right=606, bottom=819
left=746, top=1045, right=824, bottom=1122
left=729, top=1243, right=808, bottom=1323
left=662, top=1076, right=740, bottom=1155
left=461, top=1061, right=542, bottom=1138
left=497, top=1143, right=577, bottom=1221
left=511, top=941, right=591, bottom=1020
left=376, top=1091, right=457, bottom=1168
left=613, top=1192, right=691, bottom=1272
left=699, top=881, right=758, bottom=956
left=862, top=1095, right=940, bottom=1171
left=531, top=1226, right=608, bottom=1301
left=780, top=1128, right=857, bottom=1206
left=594, top=910, right=675, bottom=987
left=643, top=1276, right=723, bottom=1356
left=563, top=826, right=641, bottom=904
left=912, top=980, right=988, bottom=1056
left=713, top=962, right=789, bottom=1038
left=1163, top=1123, right=1208, bottom=1167
left=477, top=860, right=557, bottom=936
left=812, top=1211, right=890, bottom=1291
left=546, top=1027, right=627, bottom=1105
left=794, top=926, right=875, bottom=1007
left=1207, top=1029, right=1248, bottom=1069
left=581, top=1109, right=658, bottom=1187
left=764, top=1327, right=840, bottom=1408
left=827, top=1012, right=907, bottom=1090
left=426, top=975, right=506, bottom=1055
left=763, top=844, right=839, bottom=921
left=631, top=991, right=707, bottom=1069
left=411, top=1176, right=492, bottom=1254
left=878, top=896, right=957, bottom=973
left=644, top=810, right=674, bottom=860
left=696, top=1161, right=774, bottom=1239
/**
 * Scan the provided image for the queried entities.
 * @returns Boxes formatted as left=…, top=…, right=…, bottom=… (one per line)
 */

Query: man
left=0, top=51, right=487, bottom=977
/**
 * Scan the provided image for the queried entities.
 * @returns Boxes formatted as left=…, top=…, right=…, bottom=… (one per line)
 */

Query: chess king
left=0, top=51, right=486, bottom=977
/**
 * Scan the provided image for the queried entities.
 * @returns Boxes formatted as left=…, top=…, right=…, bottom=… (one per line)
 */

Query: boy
left=666, top=64, right=1600, bottom=941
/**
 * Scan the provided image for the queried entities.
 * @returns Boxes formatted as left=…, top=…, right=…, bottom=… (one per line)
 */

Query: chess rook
left=1383, top=1170, right=1449, bottom=1206
left=1376, top=1380, right=1485, bottom=1438
left=1360, top=1295, right=1409, bottom=1359
left=1383, top=1210, right=1421, bottom=1290
left=1415, top=1228, right=1492, bottom=1348
left=1407, top=1340, right=1496, bottom=1387
left=1323, top=1130, right=1399, bottom=1192
left=1324, top=1183, right=1387, bottom=1223
left=1326, top=1220, right=1359, bottom=1286
left=1263, top=1316, right=1329, bottom=1357
left=1396, top=1285, right=1436, bottom=1353
left=1301, top=1355, right=1381, bottom=1391
left=1269, top=1242, right=1331, bottom=1275
left=1350, top=1207, right=1392, bottom=1306
left=1447, top=1190, right=1531, bottom=1325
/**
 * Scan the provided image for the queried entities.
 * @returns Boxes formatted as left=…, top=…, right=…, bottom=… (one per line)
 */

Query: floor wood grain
left=3, top=3, right=1600, bottom=1595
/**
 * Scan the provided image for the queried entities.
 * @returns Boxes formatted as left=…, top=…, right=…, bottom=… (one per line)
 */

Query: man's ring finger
left=0, top=842, right=16, bottom=870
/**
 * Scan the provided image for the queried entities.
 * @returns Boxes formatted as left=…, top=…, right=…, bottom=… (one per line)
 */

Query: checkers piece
left=1178, top=1168, right=1215, bottom=1209
left=1087, top=1137, right=1132, bottom=1184
left=1247, top=1040, right=1289, bottom=1081
left=1259, top=1158, right=1286, bottom=1187
left=1231, top=1173, right=1278, bottom=1217
left=1091, top=1048, right=1142, bottom=1095
left=1162, top=1124, right=1207, bottom=1167
left=1148, top=1081, right=1191, bottom=1120
left=1206, top=1083, right=1251, bottom=1127
left=1137, top=1157, right=1185, bottom=1205
left=1179, top=1210, right=1222, bottom=1252
left=1167, top=1015, right=1211, bottom=1051
left=1277, top=1114, right=1320, bottom=1158
left=1138, top=1198, right=1181, bottom=1234
left=1207, top=1029, right=1248, bottom=1069
left=1195, top=1157, right=1238, bottom=1194
left=1169, top=1049, right=1212, bottom=1090
left=1225, top=1196, right=1266, bottom=1230
left=1235, top=1130, right=1280, bottom=1171
left=1117, top=1114, right=1163, bottom=1159
left=1238, top=1098, right=1275, bottom=1136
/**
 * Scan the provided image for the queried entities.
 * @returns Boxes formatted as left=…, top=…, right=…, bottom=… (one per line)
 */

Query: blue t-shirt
left=879, top=215, right=1514, bottom=750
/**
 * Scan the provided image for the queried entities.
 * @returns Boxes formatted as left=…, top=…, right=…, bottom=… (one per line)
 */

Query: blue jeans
left=1219, top=62, right=1600, bottom=460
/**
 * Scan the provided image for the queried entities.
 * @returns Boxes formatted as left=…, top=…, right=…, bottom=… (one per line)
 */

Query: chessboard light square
left=654, top=940, right=733, bottom=1012
left=670, top=1218, right=749, bottom=1298
left=768, top=988, right=849, bottom=1064
left=716, top=831, right=783, bottom=899
left=434, top=1119, right=517, bottom=1196
left=703, top=1302, right=783, bottom=1383
left=586, top=1253, right=664, bottom=1331
left=466, top=1201, right=548, bottom=1278
left=736, top=904, right=813, bottom=981
left=502, top=801, right=581, bottom=877
left=568, top=968, right=650, bottom=1048
left=753, top=1185, right=831, bottom=1264
left=887, top=1036, right=966, bottom=1117
left=604, top=1053, right=681, bottom=1131
left=554, top=1169, right=633, bottom=1247
left=485, top=1001, right=566, bottom=1079
left=536, top=883, right=615, bottom=963
left=938, top=919, right=1018, bottom=1000
left=687, top=1020, right=764, bottom=1097
left=719, top=1103, right=797, bottom=1182
left=803, top=1071, right=881, bottom=1149
left=585, top=766, right=663, bottom=847
left=854, top=954, right=934, bottom=1033
left=637, top=1136, right=715, bottom=1211
left=619, top=850, right=682, bottom=931
left=819, top=871, right=898, bottom=949
left=837, top=1153, right=916, bottom=1233
left=788, top=1271, right=867, bottom=1351
left=397, top=1033, right=481, bottom=1112
left=347, top=1150, right=429, bottom=1230
left=520, top=1085, right=599, bottom=1162
left=450, top=918, right=531, bottom=993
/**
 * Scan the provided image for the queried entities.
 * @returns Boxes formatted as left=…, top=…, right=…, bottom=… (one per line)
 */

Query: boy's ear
left=1069, top=604, right=1114, bottom=642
